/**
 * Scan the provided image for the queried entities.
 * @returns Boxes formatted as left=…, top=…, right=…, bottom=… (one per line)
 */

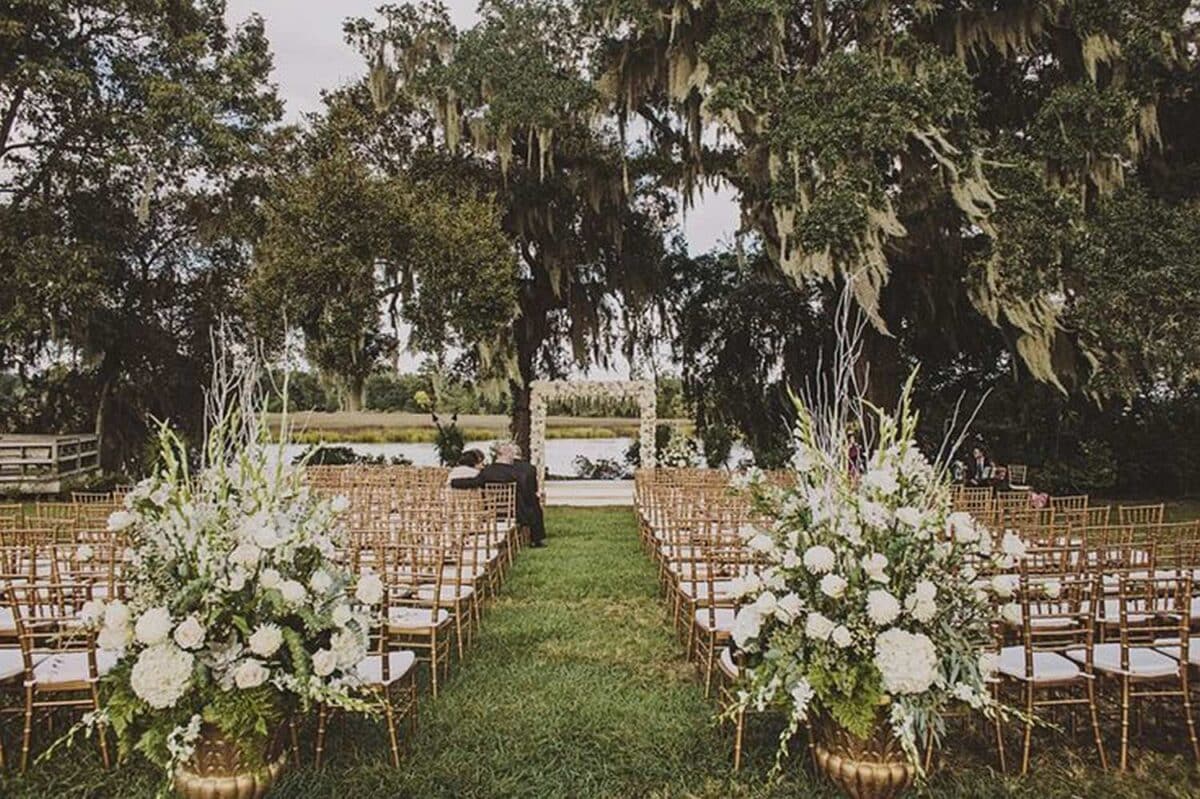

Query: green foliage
left=203, top=687, right=286, bottom=767
left=292, top=445, right=413, bottom=467
left=1033, top=439, right=1118, bottom=496
left=808, top=657, right=884, bottom=741
left=432, top=415, right=466, bottom=466
left=699, top=421, right=735, bottom=468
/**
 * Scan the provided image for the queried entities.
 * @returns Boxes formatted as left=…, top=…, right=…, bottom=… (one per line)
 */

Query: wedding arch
left=528, top=380, right=656, bottom=482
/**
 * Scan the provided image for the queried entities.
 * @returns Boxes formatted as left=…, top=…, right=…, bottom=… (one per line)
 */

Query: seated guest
left=989, top=464, right=1010, bottom=491
left=450, top=441, right=546, bottom=547
left=447, top=449, right=485, bottom=484
left=967, top=446, right=992, bottom=486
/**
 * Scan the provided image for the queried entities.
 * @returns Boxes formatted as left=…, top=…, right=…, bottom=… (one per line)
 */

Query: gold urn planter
left=173, top=724, right=288, bottom=799
left=812, top=717, right=916, bottom=799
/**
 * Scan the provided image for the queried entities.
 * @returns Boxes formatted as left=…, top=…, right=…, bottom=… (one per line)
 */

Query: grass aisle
left=6, top=507, right=1200, bottom=797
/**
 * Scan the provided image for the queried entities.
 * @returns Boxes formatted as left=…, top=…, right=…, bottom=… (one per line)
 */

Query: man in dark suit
left=450, top=442, right=546, bottom=547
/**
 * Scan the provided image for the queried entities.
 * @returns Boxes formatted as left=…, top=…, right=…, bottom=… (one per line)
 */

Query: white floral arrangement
left=528, top=379, right=657, bottom=480
left=659, top=426, right=699, bottom=468
left=72, top=349, right=381, bottom=785
left=729, top=368, right=1024, bottom=769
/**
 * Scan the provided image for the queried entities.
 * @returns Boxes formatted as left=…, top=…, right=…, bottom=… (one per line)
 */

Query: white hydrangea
left=131, top=643, right=193, bottom=709
left=874, top=628, right=939, bottom=695
left=134, top=606, right=173, bottom=646
left=802, top=545, right=836, bottom=574
left=355, top=573, right=384, bottom=606
left=278, top=580, right=307, bottom=607
left=233, top=659, right=269, bottom=690
left=861, top=552, right=889, bottom=583
left=260, top=568, right=282, bottom=589
left=172, top=616, right=206, bottom=651
left=831, top=625, right=854, bottom=648
left=805, top=612, right=835, bottom=641
left=866, top=589, right=901, bottom=626
left=248, top=624, right=283, bottom=658
left=819, top=573, right=847, bottom=599
left=732, top=606, right=764, bottom=648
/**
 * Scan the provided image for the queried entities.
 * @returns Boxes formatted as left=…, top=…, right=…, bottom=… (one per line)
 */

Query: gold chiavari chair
left=1050, top=494, right=1089, bottom=512
left=70, top=491, right=115, bottom=505
left=1068, top=573, right=1199, bottom=770
left=995, top=571, right=1105, bottom=774
left=1119, top=503, right=1165, bottom=528
left=380, top=531, right=454, bottom=698
left=995, top=490, right=1032, bottom=511
left=717, top=647, right=749, bottom=770
left=1008, top=464, right=1029, bottom=488
left=6, top=580, right=115, bottom=771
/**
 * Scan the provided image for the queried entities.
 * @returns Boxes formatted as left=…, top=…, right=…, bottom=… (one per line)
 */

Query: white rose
left=229, top=542, right=261, bottom=570
left=233, top=659, right=269, bottom=690
left=248, top=624, right=283, bottom=658
left=990, top=574, right=1018, bottom=599
left=947, top=511, right=979, bottom=543
left=1042, top=579, right=1062, bottom=599
left=312, top=648, right=338, bottom=677
left=309, top=570, right=333, bottom=595
left=802, top=545, right=836, bottom=574
left=1000, top=602, right=1022, bottom=626
left=775, top=592, right=804, bottom=623
left=819, top=573, right=848, bottom=599
left=1001, top=531, right=1027, bottom=560
left=330, top=494, right=350, bottom=513
left=332, top=604, right=353, bottom=627
left=805, top=612, right=835, bottom=641
left=752, top=591, right=779, bottom=617
left=747, top=534, right=776, bottom=554
left=173, top=616, right=206, bottom=650
left=831, top=625, right=854, bottom=648
left=260, top=568, right=282, bottom=589
left=253, top=523, right=283, bottom=550
left=107, top=510, right=137, bottom=532
left=866, top=589, right=901, bottom=626
left=278, top=580, right=307, bottom=607
left=79, top=599, right=105, bottom=627
left=76, top=544, right=94, bottom=563
left=861, top=552, right=889, bottom=583
left=130, top=643, right=193, bottom=709
left=730, top=573, right=763, bottom=598
left=134, top=606, right=173, bottom=646
left=225, top=569, right=248, bottom=593
left=355, top=573, right=384, bottom=606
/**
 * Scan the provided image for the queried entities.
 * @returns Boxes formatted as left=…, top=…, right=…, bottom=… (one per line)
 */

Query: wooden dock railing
left=0, top=434, right=100, bottom=493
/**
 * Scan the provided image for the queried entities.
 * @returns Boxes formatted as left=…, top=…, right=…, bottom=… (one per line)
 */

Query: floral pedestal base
left=173, top=724, right=287, bottom=799
left=812, top=721, right=915, bottom=799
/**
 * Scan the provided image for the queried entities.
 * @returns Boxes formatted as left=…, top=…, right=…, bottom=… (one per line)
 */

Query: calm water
left=284, top=437, right=752, bottom=477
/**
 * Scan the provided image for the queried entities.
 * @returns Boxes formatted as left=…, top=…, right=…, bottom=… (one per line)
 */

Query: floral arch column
left=528, top=380, right=657, bottom=484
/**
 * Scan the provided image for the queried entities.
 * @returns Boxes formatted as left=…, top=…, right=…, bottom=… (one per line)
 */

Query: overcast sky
left=222, top=1, right=738, bottom=257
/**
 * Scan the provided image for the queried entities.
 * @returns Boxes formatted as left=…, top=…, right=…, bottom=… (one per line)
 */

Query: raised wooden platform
left=0, top=434, right=100, bottom=494
left=544, top=480, right=634, bottom=506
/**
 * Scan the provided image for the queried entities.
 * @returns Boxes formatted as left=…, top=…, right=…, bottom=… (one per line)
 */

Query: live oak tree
left=248, top=141, right=518, bottom=412
left=586, top=0, right=1198, bottom=403
left=344, top=0, right=682, bottom=455
left=0, top=2, right=281, bottom=468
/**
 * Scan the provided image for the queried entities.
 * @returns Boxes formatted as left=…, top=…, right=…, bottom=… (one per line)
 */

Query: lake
left=283, top=437, right=752, bottom=477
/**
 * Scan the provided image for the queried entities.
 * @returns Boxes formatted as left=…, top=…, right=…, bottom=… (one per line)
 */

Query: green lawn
left=4, top=507, right=1200, bottom=797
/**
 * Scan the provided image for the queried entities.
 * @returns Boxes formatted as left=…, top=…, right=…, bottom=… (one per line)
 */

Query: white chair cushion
left=355, top=650, right=416, bottom=687
left=0, top=606, right=14, bottom=634
left=387, top=607, right=450, bottom=631
left=416, top=585, right=475, bottom=603
left=718, top=648, right=740, bottom=680
left=679, top=580, right=736, bottom=600
left=1068, top=643, right=1179, bottom=678
left=997, top=646, right=1080, bottom=683
left=1152, top=637, right=1200, bottom=667
left=693, top=607, right=735, bottom=634
left=0, top=647, right=25, bottom=681
left=32, top=650, right=119, bottom=685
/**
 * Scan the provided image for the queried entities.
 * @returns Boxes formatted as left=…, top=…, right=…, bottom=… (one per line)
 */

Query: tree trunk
left=858, top=325, right=903, bottom=411
left=509, top=310, right=542, bottom=459
left=342, top=376, right=365, bottom=413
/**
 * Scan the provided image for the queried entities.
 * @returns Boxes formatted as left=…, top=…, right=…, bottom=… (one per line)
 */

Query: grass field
left=269, top=411, right=693, bottom=444
left=3, top=508, right=1200, bottom=798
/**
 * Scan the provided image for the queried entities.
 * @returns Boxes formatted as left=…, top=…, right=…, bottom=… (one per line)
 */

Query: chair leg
left=20, top=686, right=33, bottom=772
left=1086, top=679, right=1107, bottom=770
left=429, top=635, right=440, bottom=699
left=733, top=705, right=745, bottom=771
left=1119, top=677, right=1131, bottom=771
left=453, top=610, right=465, bottom=660
left=314, top=705, right=330, bottom=768
left=382, top=693, right=401, bottom=768
left=92, top=683, right=111, bottom=769
left=1181, top=676, right=1200, bottom=761
left=993, top=682, right=1007, bottom=774
left=289, top=716, right=302, bottom=768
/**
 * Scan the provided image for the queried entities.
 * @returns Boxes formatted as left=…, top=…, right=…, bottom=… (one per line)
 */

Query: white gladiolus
left=312, top=648, right=338, bottom=677
left=859, top=500, right=890, bottom=530
left=805, top=612, right=835, bottom=641
left=134, top=606, right=173, bottom=646
left=831, top=625, right=854, bottom=648
left=894, top=506, right=922, bottom=529
left=862, top=466, right=899, bottom=496
left=861, top=552, right=889, bottom=583
left=874, top=628, right=939, bottom=695
left=131, top=643, right=193, bottom=709
left=107, top=510, right=137, bottom=532
left=278, top=580, right=307, bottom=606
left=803, top=545, right=836, bottom=574
left=819, top=573, right=847, bottom=599
left=866, top=589, right=901, bottom=626
left=233, top=659, right=269, bottom=690
left=253, top=523, right=284, bottom=550
left=173, top=616, right=206, bottom=651
left=310, top=570, right=334, bottom=595
left=248, top=624, right=283, bottom=658
left=355, top=573, right=384, bottom=606
left=330, top=629, right=365, bottom=668
left=789, top=678, right=815, bottom=720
